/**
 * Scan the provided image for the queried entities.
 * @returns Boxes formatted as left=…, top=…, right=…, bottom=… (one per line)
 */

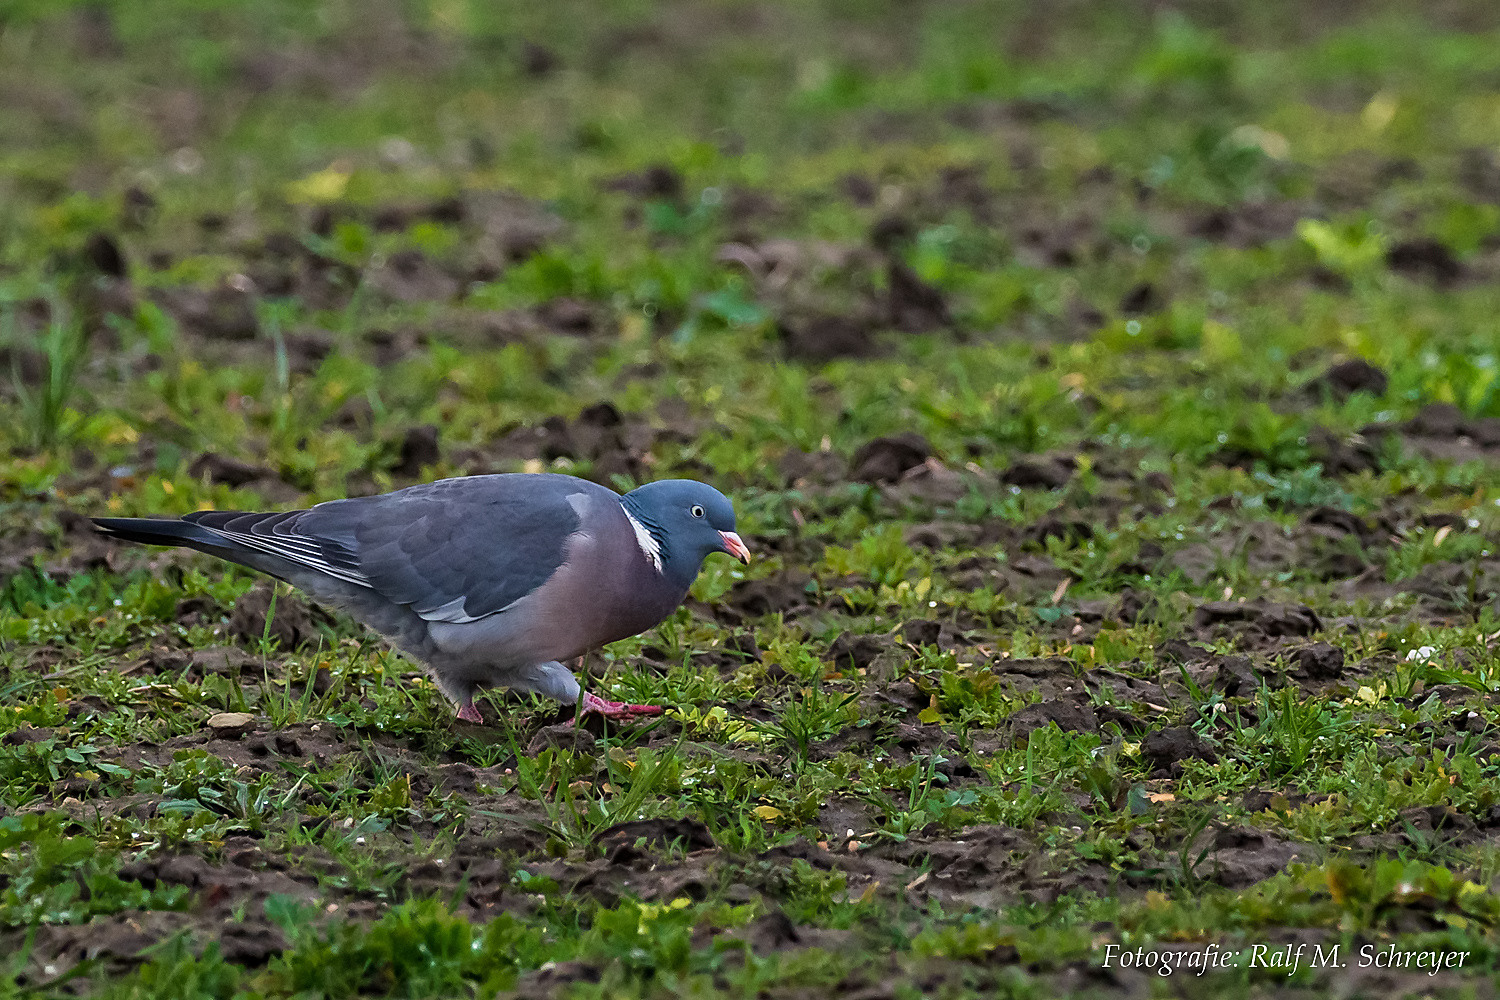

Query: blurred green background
left=4, top=2, right=1500, bottom=997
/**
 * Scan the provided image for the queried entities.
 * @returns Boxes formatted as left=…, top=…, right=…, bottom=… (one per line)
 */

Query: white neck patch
left=622, top=506, right=663, bottom=573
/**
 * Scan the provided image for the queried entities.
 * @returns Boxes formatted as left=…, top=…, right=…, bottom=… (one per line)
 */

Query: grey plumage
left=93, top=473, right=748, bottom=722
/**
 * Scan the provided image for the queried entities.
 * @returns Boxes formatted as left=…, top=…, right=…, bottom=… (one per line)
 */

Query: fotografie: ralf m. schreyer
left=1102, top=942, right=1468, bottom=977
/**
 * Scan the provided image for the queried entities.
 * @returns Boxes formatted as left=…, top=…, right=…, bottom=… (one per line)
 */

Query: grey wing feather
left=187, top=475, right=591, bottom=623
left=183, top=509, right=369, bottom=586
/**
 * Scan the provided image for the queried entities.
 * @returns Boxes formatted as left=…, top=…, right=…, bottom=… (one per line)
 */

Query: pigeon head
left=620, top=480, right=749, bottom=586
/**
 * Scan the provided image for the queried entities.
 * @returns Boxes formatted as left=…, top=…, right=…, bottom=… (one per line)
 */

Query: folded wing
left=184, top=475, right=586, bottom=623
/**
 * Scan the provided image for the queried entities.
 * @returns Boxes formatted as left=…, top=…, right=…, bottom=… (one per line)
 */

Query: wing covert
left=185, top=474, right=596, bottom=623
left=301, top=475, right=590, bottom=622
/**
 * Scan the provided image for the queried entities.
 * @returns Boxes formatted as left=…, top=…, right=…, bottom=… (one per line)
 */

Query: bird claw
left=455, top=703, right=484, bottom=724
left=569, top=691, right=663, bottom=725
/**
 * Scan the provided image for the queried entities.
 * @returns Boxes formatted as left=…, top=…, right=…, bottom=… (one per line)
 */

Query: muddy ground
left=4, top=0, right=1500, bottom=996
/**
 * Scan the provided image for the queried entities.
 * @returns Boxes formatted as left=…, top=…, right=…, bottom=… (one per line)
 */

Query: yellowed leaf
left=1362, top=91, right=1398, bottom=132
left=752, top=805, right=782, bottom=821
left=287, top=165, right=350, bottom=203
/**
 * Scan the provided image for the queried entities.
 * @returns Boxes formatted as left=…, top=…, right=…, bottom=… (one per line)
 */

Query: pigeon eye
left=690, top=504, right=705, bottom=518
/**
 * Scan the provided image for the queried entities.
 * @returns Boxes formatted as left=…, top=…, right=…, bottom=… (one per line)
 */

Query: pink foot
left=569, top=691, right=664, bottom=725
left=456, top=702, right=483, bottom=724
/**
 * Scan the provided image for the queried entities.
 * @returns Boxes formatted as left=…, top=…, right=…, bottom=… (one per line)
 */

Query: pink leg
left=456, top=702, right=483, bottom=724
left=568, top=691, right=663, bottom=725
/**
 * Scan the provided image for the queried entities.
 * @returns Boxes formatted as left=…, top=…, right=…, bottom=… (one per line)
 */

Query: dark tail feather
left=90, top=517, right=255, bottom=566
left=91, top=517, right=216, bottom=547
left=91, top=516, right=297, bottom=584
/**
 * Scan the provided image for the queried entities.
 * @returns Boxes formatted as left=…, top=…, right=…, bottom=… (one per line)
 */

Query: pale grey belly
left=424, top=575, right=686, bottom=675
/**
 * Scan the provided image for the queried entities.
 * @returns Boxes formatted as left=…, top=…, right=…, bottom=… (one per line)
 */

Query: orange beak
left=719, top=531, right=751, bottom=564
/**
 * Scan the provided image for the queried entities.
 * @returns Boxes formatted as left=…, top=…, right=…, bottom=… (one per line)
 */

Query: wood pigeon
left=93, top=473, right=750, bottom=723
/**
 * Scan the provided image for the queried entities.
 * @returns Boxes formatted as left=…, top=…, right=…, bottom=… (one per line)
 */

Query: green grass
left=3, top=0, right=1500, bottom=996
